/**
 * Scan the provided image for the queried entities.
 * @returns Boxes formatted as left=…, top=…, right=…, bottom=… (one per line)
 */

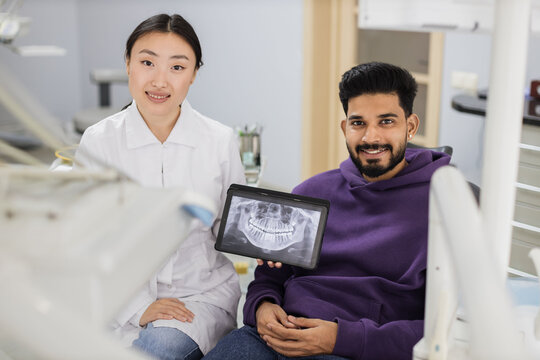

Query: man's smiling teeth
left=147, top=93, right=169, bottom=99
left=363, top=149, right=385, bottom=154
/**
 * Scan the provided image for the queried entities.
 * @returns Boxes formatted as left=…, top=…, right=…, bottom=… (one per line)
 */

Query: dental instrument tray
left=215, top=184, right=329, bottom=269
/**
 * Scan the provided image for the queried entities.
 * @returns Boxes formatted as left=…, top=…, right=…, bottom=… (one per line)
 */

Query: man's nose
left=361, top=125, right=381, bottom=143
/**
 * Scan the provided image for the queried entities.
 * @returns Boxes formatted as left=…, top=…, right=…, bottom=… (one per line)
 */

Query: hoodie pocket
left=283, top=277, right=384, bottom=323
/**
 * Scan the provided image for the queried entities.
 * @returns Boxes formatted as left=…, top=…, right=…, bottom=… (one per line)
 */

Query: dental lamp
left=0, top=0, right=66, bottom=56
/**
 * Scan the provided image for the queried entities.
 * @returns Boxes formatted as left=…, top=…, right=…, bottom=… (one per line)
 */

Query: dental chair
left=407, top=143, right=481, bottom=203
left=73, top=69, right=128, bottom=134
left=407, top=142, right=453, bottom=157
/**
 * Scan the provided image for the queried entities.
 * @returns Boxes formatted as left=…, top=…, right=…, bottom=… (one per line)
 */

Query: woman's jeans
left=133, top=323, right=203, bottom=360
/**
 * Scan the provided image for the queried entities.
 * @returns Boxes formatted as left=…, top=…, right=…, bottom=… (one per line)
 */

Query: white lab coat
left=75, top=100, right=244, bottom=354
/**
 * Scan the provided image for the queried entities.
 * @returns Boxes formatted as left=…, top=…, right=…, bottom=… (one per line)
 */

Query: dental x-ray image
left=216, top=184, right=329, bottom=269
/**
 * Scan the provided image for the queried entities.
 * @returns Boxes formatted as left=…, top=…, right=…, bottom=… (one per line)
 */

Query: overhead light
left=0, top=15, right=21, bottom=43
left=9, top=45, right=66, bottom=57
left=0, top=10, right=30, bottom=44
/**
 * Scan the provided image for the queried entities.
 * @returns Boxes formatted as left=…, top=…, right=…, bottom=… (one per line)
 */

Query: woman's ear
left=190, top=69, right=198, bottom=85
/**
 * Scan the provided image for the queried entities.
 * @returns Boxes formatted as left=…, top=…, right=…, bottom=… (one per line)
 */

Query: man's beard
left=347, top=140, right=407, bottom=179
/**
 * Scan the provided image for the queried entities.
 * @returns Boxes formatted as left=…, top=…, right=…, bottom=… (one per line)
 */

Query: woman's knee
left=133, top=324, right=201, bottom=360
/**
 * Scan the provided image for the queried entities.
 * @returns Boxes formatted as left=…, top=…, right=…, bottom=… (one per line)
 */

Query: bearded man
left=204, top=62, right=451, bottom=360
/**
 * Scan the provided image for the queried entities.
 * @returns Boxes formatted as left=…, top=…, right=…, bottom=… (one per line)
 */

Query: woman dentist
left=75, top=14, right=244, bottom=360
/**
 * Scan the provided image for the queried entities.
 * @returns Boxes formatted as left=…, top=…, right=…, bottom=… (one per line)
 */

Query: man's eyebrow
left=377, top=112, right=398, bottom=118
left=347, top=112, right=399, bottom=120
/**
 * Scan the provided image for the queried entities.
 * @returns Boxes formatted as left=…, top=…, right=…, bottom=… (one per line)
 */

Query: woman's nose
left=152, top=69, right=167, bottom=88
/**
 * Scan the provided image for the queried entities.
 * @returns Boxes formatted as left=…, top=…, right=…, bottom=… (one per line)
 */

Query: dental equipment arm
left=0, top=63, right=67, bottom=152
left=0, top=138, right=45, bottom=166
left=416, top=166, right=531, bottom=360
left=529, top=248, right=540, bottom=340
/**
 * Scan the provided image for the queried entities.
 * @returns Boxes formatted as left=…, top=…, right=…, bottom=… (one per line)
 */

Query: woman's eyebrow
left=137, top=49, right=189, bottom=61
left=170, top=54, right=189, bottom=60
left=138, top=49, right=157, bottom=56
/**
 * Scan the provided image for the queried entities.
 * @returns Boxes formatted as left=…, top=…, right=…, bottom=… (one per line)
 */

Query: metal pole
left=481, top=0, right=531, bottom=281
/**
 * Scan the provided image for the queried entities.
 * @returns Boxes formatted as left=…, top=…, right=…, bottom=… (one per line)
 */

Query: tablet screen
left=215, top=184, right=329, bottom=269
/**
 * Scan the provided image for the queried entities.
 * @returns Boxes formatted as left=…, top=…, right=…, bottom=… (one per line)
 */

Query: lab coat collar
left=125, top=99, right=198, bottom=149
left=165, top=100, right=198, bottom=148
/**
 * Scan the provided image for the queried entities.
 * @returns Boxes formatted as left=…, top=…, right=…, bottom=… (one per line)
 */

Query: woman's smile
left=146, top=91, right=171, bottom=103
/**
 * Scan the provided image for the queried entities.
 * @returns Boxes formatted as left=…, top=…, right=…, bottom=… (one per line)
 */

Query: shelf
left=451, top=93, right=540, bottom=127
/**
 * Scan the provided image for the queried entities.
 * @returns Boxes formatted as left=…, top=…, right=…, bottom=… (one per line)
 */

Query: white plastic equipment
left=413, top=166, right=537, bottom=360
left=0, top=167, right=216, bottom=359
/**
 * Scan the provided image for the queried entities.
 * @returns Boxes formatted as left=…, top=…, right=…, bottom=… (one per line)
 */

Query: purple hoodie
left=243, top=148, right=451, bottom=360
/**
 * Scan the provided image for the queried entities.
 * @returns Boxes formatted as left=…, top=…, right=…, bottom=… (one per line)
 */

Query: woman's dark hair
left=125, top=13, right=203, bottom=69
left=338, top=62, right=417, bottom=117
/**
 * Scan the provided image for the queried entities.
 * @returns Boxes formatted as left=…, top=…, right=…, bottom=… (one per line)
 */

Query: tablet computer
left=215, top=184, right=330, bottom=269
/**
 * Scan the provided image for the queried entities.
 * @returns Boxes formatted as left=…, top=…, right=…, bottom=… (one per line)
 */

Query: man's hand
left=256, top=259, right=283, bottom=268
left=262, top=315, right=338, bottom=357
left=139, top=298, right=194, bottom=327
left=255, top=302, right=297, bottom=339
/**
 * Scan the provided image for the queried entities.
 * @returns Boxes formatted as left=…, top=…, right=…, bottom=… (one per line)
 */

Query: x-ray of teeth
left=221, top=196, right=321, bottom=265
left=228, top=198, right=317, bottom=250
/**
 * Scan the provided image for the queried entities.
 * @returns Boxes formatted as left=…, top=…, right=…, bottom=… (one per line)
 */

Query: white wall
left=438, top=31, right=540, bottom=186
left=0, top=0, right=304, bottom=190
left=438, top=32, right=492, bottom=186
left=526, top=34, right=540, bottom=84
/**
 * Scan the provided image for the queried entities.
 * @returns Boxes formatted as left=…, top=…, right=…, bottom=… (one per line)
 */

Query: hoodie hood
left=340, top=148, right=451, bottom=191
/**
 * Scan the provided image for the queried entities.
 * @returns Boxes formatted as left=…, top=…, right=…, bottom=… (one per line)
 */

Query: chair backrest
left=407, top=142, right=453, bottom=157
left=407, top=142, right=480, bottom=204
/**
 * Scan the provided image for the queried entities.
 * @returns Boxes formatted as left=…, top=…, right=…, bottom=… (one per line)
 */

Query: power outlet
left=451, top=71, right=479, bottom=95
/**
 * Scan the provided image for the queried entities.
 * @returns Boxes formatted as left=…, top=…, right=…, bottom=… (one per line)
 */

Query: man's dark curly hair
left=339, top=62, right=418, bottom=117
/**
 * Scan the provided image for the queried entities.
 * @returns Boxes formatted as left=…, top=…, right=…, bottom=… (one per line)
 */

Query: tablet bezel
left=215, top=184, right=329, bottom=269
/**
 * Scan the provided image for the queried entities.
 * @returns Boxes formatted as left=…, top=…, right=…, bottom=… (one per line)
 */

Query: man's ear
left=340, top=119, right=347, bottom=137
left=407, top=113, right=420, bottom=139
left=125, top=60, right=130, bottom=76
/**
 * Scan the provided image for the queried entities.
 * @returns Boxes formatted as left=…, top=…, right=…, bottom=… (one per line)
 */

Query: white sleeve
left=223, top=128, right=246, bottom=188
left=212, top=129, right=245, bottom=237
left=112, top=281, right=156, bottom=330
left=73, top=128, right=107, bottom=171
